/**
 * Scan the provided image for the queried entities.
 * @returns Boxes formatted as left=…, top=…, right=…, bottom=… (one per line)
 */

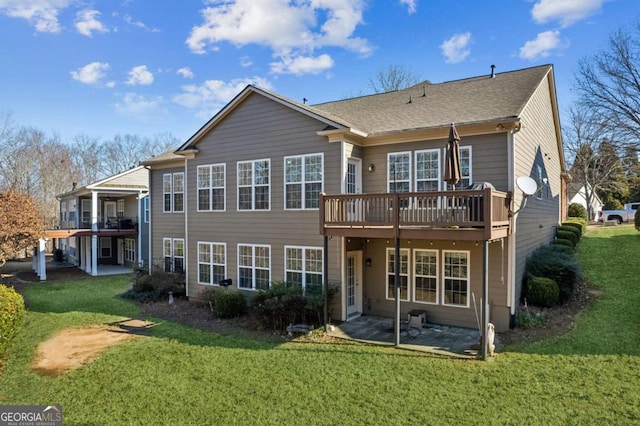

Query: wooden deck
left=320, top=188, right=512, bottom=241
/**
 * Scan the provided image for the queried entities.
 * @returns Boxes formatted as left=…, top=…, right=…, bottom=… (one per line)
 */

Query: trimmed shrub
left=562, top=221, right=584, bottom=237
left=0, top=285, right=25, bottom=359
left=557, top=225, right=581, bottom=241
left=525, top=245, right=582, bottom=303
left=567, top=203, right=588, bottom=221
left=556, top=230, right=577, bottom=247
left=526, top=276, right=560, bottom=307
left=125, top=269, right=186, bottom=302
left=551, top=239, right=574, bottom=250
left=214, top=289, right=247, bottom=319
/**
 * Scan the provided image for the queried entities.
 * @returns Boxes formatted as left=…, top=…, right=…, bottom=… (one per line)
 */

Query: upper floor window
left=238, top=244, right=271, bottom=290
left=284, top=154, right=323, bottom=209
left=117, top=199, right=125, bottom=217
left=388, top=152, right=411, bottom=193
left=198, top=164, right=226, bottom=211
left=143, top=197, right=150, bottom=223
left=238, top=159, right=270, bottom=211
left=285, top=246, right=323, bottom=291
left=452, top=146, right=472, bottom=190
left=415, top=149, right=441, bottom=191
left=163, top=173, right=184, bottom=213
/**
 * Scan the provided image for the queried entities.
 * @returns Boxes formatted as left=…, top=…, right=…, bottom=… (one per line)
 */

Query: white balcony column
left=37, top=238, right=47, bottom=281
left=91, top=235, right=98, bottom=276
left=91, top=191, right=99, bottom=231
left=32, top=246, right=37, bottom=272
left=84, top=237, right=91, bottom=273
left=79, top=237, right=85, bottom=270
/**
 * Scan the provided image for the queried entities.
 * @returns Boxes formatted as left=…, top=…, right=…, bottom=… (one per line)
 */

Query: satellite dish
left=516, top=176, right=538, bottom=196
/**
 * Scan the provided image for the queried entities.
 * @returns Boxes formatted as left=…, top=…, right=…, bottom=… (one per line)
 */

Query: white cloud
left=531, top=0, right=606, bottom=28
left=122, top=13, right=159, bottom=32
left=240, top=56, right=253, bottom=67
left=113, top=93, right=168, bottom=121
left=270, top=53, right=334, bottom=75
left=0, top=0, right=72, bottom=33
left=399, top=0, right=416, bottom=14
left=186, top=0, right=370, bottom=75
left=177, top=67, right=194, bottom=79
left=126, top=65, right=154, bottom=86
left=173, top=77, right=273, bottom=117
left=440, top=32, right=472, bottom=64
left=75, top=9, right=108, bottom=37
left=519, top=30, right=562, bottom=60
left=70, top=62, right=110, bottom=85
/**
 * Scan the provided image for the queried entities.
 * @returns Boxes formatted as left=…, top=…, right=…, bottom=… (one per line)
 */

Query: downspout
left=184, top=159, right=189, bottom=297
left=507, top=124, right=520, bottom=326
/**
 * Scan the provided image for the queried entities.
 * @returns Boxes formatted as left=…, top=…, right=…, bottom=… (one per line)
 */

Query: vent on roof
left=490, top=64, right=496, bottom=78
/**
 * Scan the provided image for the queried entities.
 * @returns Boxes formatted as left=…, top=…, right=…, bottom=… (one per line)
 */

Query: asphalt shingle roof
left=309, top=64, right=552, bottom=135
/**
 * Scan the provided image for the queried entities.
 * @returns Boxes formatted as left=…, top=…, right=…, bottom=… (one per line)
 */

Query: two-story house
left=144, top=64, right=566, bottom=337
left=38, top=166, right=150, bottom=280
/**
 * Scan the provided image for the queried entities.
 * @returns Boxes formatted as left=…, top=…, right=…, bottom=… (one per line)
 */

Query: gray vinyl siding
left=139, top=195, right=150, bottom=268
left=360, top=134, right=508, bottom=193
left=105, top=167, right=148, bottom=188
left=512, top=73, right=562, bottom=305
left=184, top=93, right=343, bottom=305
left=150, top=166, right=185, bottom=269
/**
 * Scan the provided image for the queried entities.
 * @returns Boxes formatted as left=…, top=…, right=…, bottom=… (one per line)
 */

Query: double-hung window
left=386, top=248, right=409, bottom=301
left=143, top=197, right=150, bottom=223
left=284, top=154, right=323, bottom=209
left=238, top=244, right=270, bottom=290
left=163, top=173, right=184, bottom=213
left=415, top=149, right=441, bottom=191
left=387, top=152, right=411, bottom=193
left=285, top=246, right=323, bottom=291
left=163, top=238, right=185, bottom=274
left=442, top=251, right=469, bottom=307
left=414, top=250, right=438, bottom=304
left=198, top=242, right=226, bottom=285
left=198, top=164, right=226, bottom=211
left=238, top=160, right=270, bottom=210
left=448, top=146, right=472, bottom=190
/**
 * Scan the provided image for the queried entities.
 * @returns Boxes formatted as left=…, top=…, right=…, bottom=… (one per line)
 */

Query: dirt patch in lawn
left=31, top=320, right=153, bottom=376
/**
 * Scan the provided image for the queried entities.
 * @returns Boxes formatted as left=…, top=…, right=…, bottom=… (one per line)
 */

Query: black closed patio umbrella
left=444, top=123, right=462, bottom=189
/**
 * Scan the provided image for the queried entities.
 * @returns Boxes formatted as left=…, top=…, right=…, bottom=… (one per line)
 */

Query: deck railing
left=320, top=188, right=512, bottom=240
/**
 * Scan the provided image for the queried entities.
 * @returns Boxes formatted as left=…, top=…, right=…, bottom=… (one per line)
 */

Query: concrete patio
left=329, top=315, right=490, bottom=359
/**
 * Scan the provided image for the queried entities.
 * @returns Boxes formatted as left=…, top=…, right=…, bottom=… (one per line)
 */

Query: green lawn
left=1, top=226, right=640, bottom=425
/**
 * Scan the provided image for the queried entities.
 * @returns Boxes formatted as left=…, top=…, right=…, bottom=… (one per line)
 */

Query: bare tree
left=574, top=20, right=640, bottom=146
left=564, top=105, right=627, bottom=218
left=70, top=133, right=102, bottom=186
left=368, top=64, right=422, bottom=94
left=100, top=133, right=179, bottom=177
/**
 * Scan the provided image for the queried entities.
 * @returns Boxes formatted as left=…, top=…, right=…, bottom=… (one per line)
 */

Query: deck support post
left=481, top=240, right=489, bottom=360
left=323, top=235, right=329, bottom=332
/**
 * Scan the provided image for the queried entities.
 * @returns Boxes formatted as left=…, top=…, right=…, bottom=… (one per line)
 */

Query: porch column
left=323, top=235, right=329, bottom=332
left=84, top=237, right=91, bottom=273
left=91, top=235, right=98, bottom=276
left=91, top=191, right=98, bottom=231
left=394, top=236, right=400, bottom=346
left=32, top=246, right=37, bottom=272
left=481, top=240, right=489, bottom=360
left=37, top=238, right=47, bottom=281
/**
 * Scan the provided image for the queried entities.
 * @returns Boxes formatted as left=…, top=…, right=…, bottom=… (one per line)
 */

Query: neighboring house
left=567, top=182, right=602, bottom=221
left=143, top=64, right=566, bottom=332
left=37, top=166, right=150, bottom=280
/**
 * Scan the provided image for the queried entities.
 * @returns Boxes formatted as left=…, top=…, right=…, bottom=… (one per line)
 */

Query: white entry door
left=104, top=201, right=117, bottom=227
left=117, top=239, right=124, bottom=265
left=346, top=250, right=363, bottom=319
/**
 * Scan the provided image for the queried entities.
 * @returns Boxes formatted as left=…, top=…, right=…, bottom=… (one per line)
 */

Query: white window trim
left=173, top=173, right=184, bottom=213
left=173, top=238, right=184, bottom=273
left=385, top=247, right=410, bottom=302
left=387, top=152, right=412, bottom=193
left=443, top=145, right=472, bottom=190
left=143, top=197, right=150, bottom=223
left=163, top=174, right=172, bottom=213
left=237, top=159, right=271, bottom=211
left=413, top=249, right=439, bottom=305
left=284, top=245, right=323, bottom=291
left=163, top=238, right=172, bottom=271
left=237, top=243, right=271, bottom=290
left=125, top=238, right=136, bottom=262
left=442, top=250, right=470, bottom=308
left=414, top=149, right=441, bottom=192
left=197, top=242, right=226, bottom=286
left=197, top=164, right=226, bottom=212
left=100, top=237, right=112, bottom=258
left=283, top=153, right=324, bottom=210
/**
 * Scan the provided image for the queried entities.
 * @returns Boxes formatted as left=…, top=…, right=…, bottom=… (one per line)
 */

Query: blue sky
left=0, top=0, right=637, bottom=144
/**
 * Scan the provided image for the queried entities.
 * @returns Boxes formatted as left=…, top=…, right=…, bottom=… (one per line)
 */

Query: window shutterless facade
left=442, top=251, right=469, bottom=307
left=198, top=242, right=226, bottom=285
left=386, top=248, right=409, bottom=301
left=387, top=152, right=411, bottom=193
left=100, top=237, right=112, bottom=258
left=415, top=149, right=441, bottom=191
left=197, top=164, right=226, bottom=211
left=237, top=159, right=270, bottom=211
left=284, top=154, right=323, bottom=209
left=144, top=197, right=150, bottom=223
left=163, top=173, right=184, bottom=213
left=284, top=246, right=323, bottom=291
left=237, top=244, right=271, bottom=290
left=414, top=249, right=438, bottom=304
left=125, top=238, right=136, bottom=262
left=163, top=238, right=185, bottom=273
